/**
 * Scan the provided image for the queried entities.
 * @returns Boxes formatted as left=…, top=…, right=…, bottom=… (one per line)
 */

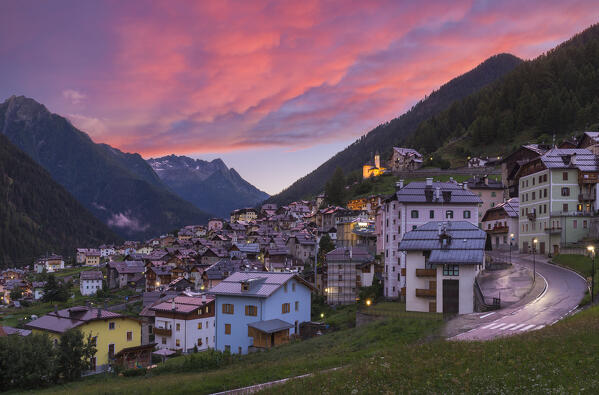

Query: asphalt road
left=451, top=252, right=588, bottom=341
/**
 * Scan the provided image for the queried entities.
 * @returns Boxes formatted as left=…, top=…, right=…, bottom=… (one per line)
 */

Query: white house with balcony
left=399, top=221, right=486, bottom=314
left=378, top=179, right=482, bottom=300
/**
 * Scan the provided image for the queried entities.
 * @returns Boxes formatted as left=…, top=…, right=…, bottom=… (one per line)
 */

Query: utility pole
left=588, top=245, right=595, bottom=303
left=532, top=238, right=537, bottom=283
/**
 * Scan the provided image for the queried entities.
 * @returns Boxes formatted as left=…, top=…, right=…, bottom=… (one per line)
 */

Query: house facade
left=517, top=148, right=599, bottom=256
left=389, top=147, right=423, bottom=172
left=80, top=270, right=103, bottom=296
left=26, top=307, right=141, bottom=372
left=482, top=198, right=519, bottom=249
left=379, top=179, right=481, bottom=300
left=325, top=247, right=375, bottom=305
left=152, top=295, right=215, bottom=353
left=399, top=221, right=485, bottom=314
left=466, top=176, right=504, bottom=225
left=210, top=272, right=312, bottom=355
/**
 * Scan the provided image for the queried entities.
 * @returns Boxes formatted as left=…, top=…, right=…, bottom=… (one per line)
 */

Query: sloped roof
left=247, top=319, right=293, bottom=333
left=80, top=271, right=103, bottom=281
left=392, top=147, right=422, bottom=157
left=398, top=221, right=485, bottom=265
left=326, top=247, right=373, bottom=263
left=209, top=271, right=312, bottom=298
left=26, top=307, right=123, bottom=333
left=539, top=148, right=599, bottom=171
left=396, top=182, right=482, bottom=204
left=482, top=198, right=519, bottom=221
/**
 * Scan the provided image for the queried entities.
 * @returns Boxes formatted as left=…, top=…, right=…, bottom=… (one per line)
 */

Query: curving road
left=451, top=252, right=588, bottom=341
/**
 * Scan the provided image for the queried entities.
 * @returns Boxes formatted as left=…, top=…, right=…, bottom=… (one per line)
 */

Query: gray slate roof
left=398, top=221, right=485, bottom=265
left=539, top=148, right=599, bottom=171
left=247, top=319, right=294, bottom=333
left=209, top=272, right=308, bottom=298
left=326, top=247, right=373, bottom=263
left=483, top=198, right=519, bottom=220
left=396, top=182, right=482, bottom=204
left=80, top=270, right=103, bottom=281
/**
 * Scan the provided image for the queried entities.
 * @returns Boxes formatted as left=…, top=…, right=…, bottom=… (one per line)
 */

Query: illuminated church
left=362, top=152, right=386, bottom=179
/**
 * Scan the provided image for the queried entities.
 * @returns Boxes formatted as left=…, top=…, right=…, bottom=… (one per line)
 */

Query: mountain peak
left=1, top=95, right=50, bottom=124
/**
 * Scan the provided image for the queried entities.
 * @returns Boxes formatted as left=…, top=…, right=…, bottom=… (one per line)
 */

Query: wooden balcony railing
left=153, top=327, right=172, bottom=337
left=415, top=288, right=436, bottom=297
left=415, top=269, right=436, bottom=277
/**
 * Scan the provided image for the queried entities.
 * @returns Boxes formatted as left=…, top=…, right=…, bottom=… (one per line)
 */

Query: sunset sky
left=1, top=1, right=599, bottom=194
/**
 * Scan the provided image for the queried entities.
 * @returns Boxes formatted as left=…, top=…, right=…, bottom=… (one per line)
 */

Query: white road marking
left=532, top=325, right=545, bottom=331
left=520, top=324, right=536, bottom=331
left=492, top=323, right=509, bottom=330
left=481, top=322, right=499, bottom=329
left=480, top=312, right=496, bottom=319
left=501, top=323, right=516, bottom=330
left=510, top=324, right=526, bottom=330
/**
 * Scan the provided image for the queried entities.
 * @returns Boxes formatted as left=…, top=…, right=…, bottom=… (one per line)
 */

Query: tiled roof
left=26, top=307, right=123, bottom=333
left=151, top=295, right=214, bottom=314
left=80, top=271, right=103, bottom=281
left=396, top=182, right=482, bottom=204
left=392, top=147, right=422, bottom=157
left=326, top=247, right=373, bottom=263
left=398, top=221, right=486, bottom=265
left=466, top=177, right=503, bottom=190
left=483, top=198, right=519, bottom=220
left=539, top=148, right=599, bottom=171
left=209, top=272, right=305, bottom=297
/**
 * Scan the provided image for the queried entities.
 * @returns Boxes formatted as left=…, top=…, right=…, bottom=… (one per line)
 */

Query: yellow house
left=26, top=306, right=141, bottom=371
left=85, top=253, right=101, bottom=266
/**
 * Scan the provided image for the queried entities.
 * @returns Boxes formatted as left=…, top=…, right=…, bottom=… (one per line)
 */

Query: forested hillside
left=408, top=24, right=599, bottom=161
left=267, top=53, right=522, bottom=205
left=0, top=134, right=120, bottom=267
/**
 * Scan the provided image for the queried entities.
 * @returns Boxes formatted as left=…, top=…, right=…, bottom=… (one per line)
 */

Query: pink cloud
left=3, top=0, right=599, bottom=159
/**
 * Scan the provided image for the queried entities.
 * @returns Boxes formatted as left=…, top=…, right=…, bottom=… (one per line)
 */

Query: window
left=491, top=191, right=496, bottom=197
left=445, top=210, right=454, bottom=219
left=411, top=210, right=419, bottom=218
left=538, top=175, right=542, bottom=183
left=91, top=336, right=97, bottom=346
left=176, top=339, right=180, bottom=347
left=544, top=188, right=548, bottom=198
left=412, top=225, right=417, bottom=230
left=197, top=338, right=202, bottom=346
left=295, top=301, right=299, bottom=311
left=292, top=282, right=296, bottom=292
left=225, top=345, right=231, bottom=352
left=198, top=322, right=203, bottom=329
left=108, top=344, right=115, bottom=358
left=284, top=283, right=288, bottom=292
left=532, top=191, right=535, bottom=200
left=532, top=178, right=535, bottom=185
left=282, top=303, right=290, bottom=314
left=563, top=203, right=568, bottom=212
left=127, top=331, right=132, bottom=341
left=108, top=322, right=115, bottom=330
left=584, top=220, right=588, bottom=229
left=463, top=210, right=471, bottom=219
left=577, top=204, right=583, bottom=212
left=563, top=172, right=568, bottom=181
left=573, top=220, right=578, bottom=229
left=162, top=337, right=166, bottom=345
left=225, top=324, right=231, bottom=335
left=429, top=210, right=434, bottom=219
left=561, top=187, right=570, bottom=196
left=245, top=305, right=258, bottom=316
left=222, top=304, right=234, bottom=314
left=443, top=265, right=459, bottom=276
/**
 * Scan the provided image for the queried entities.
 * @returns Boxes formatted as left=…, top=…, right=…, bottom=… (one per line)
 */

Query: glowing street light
left=509, top=233, right=514, bottom=265
left=365, top=299, right=372, bottom=307
left=532, top=238, right=538, bottom=282
left=320, top=312, right=324, bottom=319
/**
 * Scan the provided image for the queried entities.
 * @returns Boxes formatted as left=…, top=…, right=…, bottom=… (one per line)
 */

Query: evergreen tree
left=57, top=330, right=97, bottom=382
left=324, top=167, right=346, bottom=206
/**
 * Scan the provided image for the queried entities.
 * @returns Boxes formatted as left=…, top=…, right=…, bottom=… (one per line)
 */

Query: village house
left=577, top=131, right=599, bottom=154
left=208, top=218, right=225, bottom=232
left=80, top=270, right=103, bottom=296
left=482, top=198, right=520, bottom=249
left=285, top=234, right=316, bottom=265
left=325, top=247, right=376, bottom=305
left=26, top=306, right=142, bottom=372
left=152, top=295, right=215, bottom=353
left=379, top=179, right=481, bottom=300
left=36, top=255, right=64, bottom=273
left=230, top=208, right=258, bottom=223
left=210, top=272, right=313, bottom=355
left=517, top=148, right=599, bottom=256
left=85, top=250, right=101, bottom=266
left=501, top=144, right=550, bottom=199
left=107, top=261, right=145, bottom=289
left=399, top=221, right=486, bottom=314
left=389, top=147, right=423, bottom=172
left=32, top=281, right=46, bottom=300
left=146, top=266, right=173, bottom=292
left=467, top=156, right=489, bottom=168
left=466, top=175, right=504, bottom=224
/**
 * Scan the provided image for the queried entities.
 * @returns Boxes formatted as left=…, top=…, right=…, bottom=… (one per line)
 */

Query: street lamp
left=509, top=233, right=514, bottom=265
left=588, top=245, right=595, bottom=303
left=532, top=238, right=538, bottom=283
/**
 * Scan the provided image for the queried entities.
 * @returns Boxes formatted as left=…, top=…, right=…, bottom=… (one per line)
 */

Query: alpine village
left=2, top=8, right=599, bottom=395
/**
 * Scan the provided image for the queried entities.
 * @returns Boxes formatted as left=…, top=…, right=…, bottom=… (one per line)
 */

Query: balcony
left=487, top=225, right=509, bottom=234
left=415, top=288, right=436, bottom=297
left=153, top=327, right=172, bottom=337
left=415, top=269, right=436, bottom=277
left=544, top=226, right=562, bottom=234
left=579, top=192, right=596, bottom=202
left=526, top=212, right=536, bottom=221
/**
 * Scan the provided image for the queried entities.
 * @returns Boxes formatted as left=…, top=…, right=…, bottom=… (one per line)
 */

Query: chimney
left=349, top=247, right=353, bottom=260
left=396, top=179, right=404, bottom=190
left=484, top=175, right=489, bottom=186
left=201, top=294, right=207, bottom=303
left=462, top=182, right=468, bottom=190
left=171, top=299, right=176, bottom=311
left=54, top=304, right=58, bottom=314
left=449, top=177, right=454, bottom=183
left=426, top=178, right=433, bottom=187
left=435, top=187, right=441, bottom=200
